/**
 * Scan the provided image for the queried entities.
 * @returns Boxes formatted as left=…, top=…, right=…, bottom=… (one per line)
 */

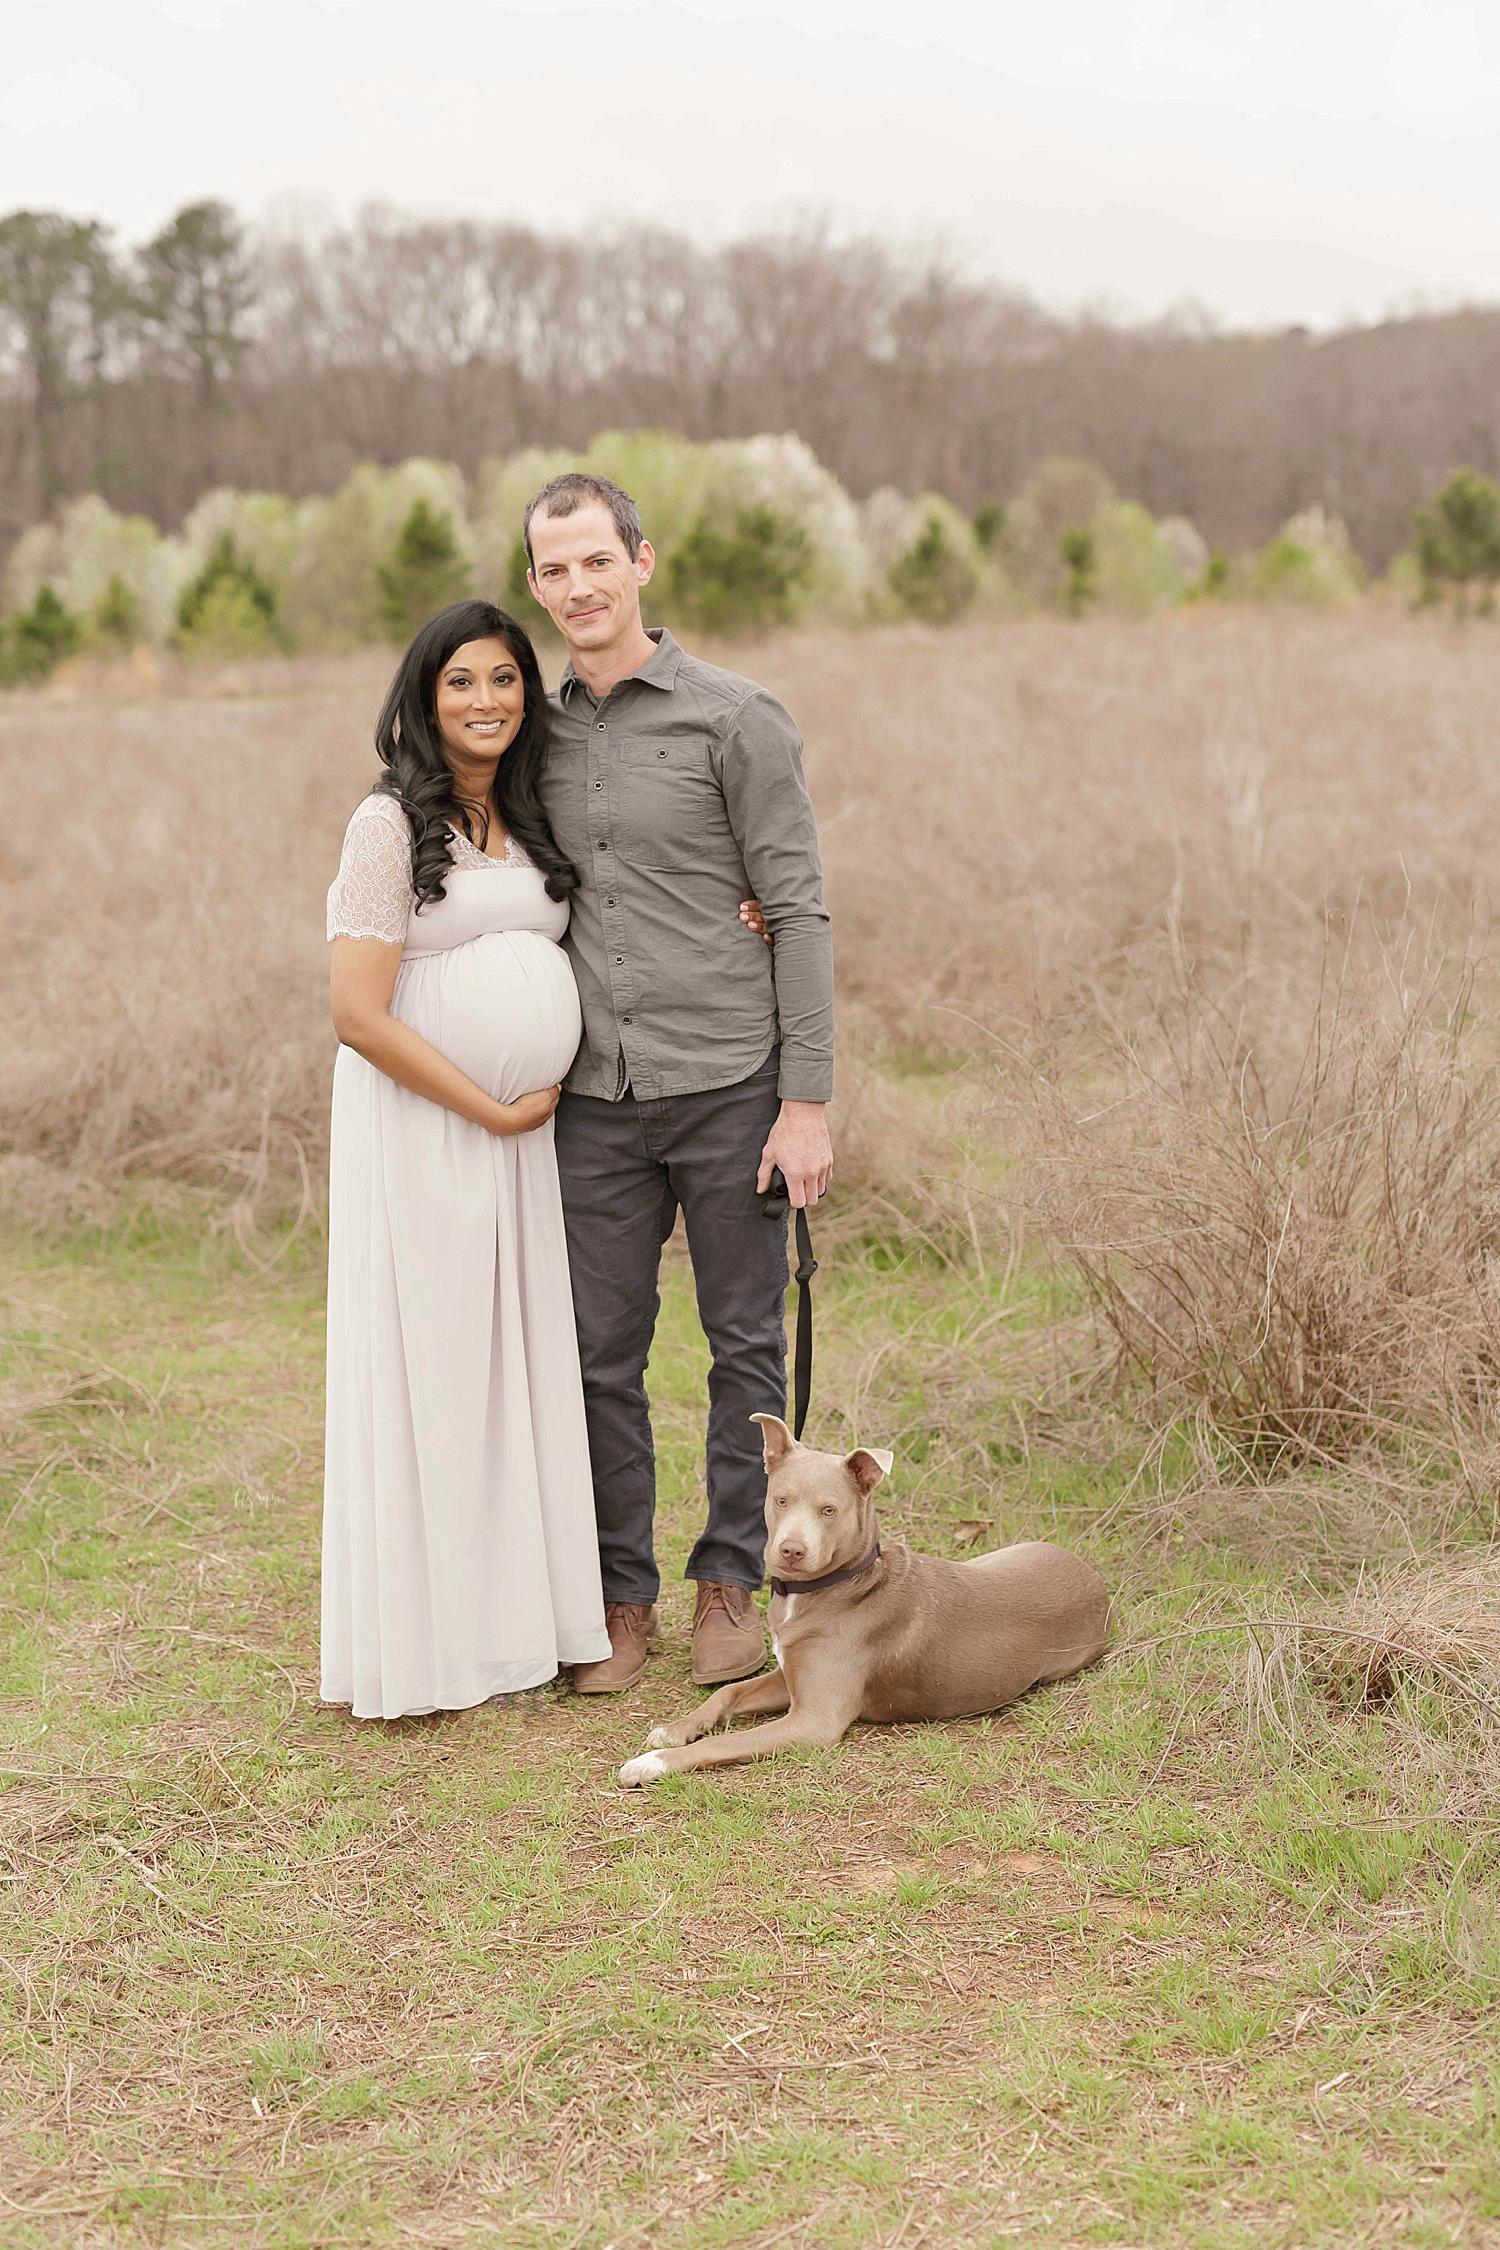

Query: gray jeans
left=554, top=1052, right=788, bottom=1604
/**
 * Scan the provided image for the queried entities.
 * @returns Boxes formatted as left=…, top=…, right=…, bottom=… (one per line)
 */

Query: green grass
left=2, top=1211, right=1499, bottom=2247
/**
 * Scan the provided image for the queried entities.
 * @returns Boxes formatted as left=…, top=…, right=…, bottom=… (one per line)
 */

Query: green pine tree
left=0, top=584, right=82, bottom=684
left=94, top=572, right=144, bottom=645
left=176, top=534, right=281, bottom=652
left=667, top=507, right=813, bottom=637
left=376, top=500, right=472, bottom=641
left=1058, top=524, right=1097, bottom=617
left=889, top=512, right=979, bottom=624
left=1413, top=469, right=1500, bottom=615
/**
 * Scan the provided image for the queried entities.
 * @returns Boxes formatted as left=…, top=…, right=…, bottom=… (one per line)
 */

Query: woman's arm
left=330, top=937, right=558, bottom=1136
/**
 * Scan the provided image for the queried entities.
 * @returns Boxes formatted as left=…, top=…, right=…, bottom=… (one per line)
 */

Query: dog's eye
left=773, top=1495, right=787, bottom=1508
left=820, top=1505, right=835, bottom=1517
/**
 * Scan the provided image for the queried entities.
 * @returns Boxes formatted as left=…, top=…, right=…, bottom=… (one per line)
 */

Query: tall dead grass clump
left=1210, top=1555, right=1500, bottom=1817
left=1315, top=1552, right=1500, bottom=1722
left=1028, top=939, right=1500, bottom=1467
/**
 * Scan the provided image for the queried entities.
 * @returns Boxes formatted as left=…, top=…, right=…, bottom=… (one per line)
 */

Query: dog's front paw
left=645, top=1725, right=670, bottom=1749
left=618, top=1750, right=669, bottom=1789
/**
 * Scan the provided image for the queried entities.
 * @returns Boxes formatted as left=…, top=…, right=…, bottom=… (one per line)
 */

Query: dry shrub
left=1316, top=1553, right=1500, bottom=1718
left=1219, top=1554, right=1500, bottom=1790
left=1029, top=943, right=1500, bottom=1463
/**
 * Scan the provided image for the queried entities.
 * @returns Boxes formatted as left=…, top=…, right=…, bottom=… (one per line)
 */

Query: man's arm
left=718, top=690, right=835, bottom=1206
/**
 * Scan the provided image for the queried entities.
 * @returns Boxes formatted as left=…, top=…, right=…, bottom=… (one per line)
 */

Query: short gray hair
left=522, top=472, right=643, bottom=567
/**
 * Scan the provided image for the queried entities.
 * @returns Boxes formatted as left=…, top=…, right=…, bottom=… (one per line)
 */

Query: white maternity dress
left=321, top=793, right=610, bottom=1720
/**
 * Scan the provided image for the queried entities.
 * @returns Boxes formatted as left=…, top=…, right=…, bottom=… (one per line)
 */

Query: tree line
left=2, top=199, right=1499, bottom=571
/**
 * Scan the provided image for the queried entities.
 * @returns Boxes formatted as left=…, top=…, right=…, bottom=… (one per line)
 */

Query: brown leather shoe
left=691, top=1582, right=766, bottom=1684
left=572, top=1603, right=659, bottom=1693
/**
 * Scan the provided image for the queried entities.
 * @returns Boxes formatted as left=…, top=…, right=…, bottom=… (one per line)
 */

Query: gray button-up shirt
left=541, top=629, right=835, bottom=1105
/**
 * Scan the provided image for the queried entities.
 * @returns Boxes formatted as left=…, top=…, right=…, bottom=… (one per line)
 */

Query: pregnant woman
left=321, top=599, right=611, bottom=1719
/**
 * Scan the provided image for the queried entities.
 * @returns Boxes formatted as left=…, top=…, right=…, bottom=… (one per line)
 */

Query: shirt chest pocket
left=615, top=737, right=716, bottom=870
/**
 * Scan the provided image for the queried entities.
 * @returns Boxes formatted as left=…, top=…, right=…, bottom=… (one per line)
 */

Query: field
left=4, top=607, right=1500, bottom=2248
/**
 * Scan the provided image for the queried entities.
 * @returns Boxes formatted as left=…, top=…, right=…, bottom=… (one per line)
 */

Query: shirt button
left=605, top=895, right=616, bottom=906
left=596, top=722, right=606, bottom=731
left=614, top=955, right=625, bottom=964
left=621, top=1015, right=633, bottom=1026
left=592, top=780, right=603, bottom=790
left=597, top=840, right=609, bottom=851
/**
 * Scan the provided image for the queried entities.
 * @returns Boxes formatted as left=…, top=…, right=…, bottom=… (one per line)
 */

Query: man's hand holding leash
left=758, top=1099, right=833, bottom=1208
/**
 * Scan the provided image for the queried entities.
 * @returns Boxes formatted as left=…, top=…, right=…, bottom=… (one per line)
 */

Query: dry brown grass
left=7, top=604, right=1500, bottom=1458
left=770, top=602, right=1500, bottom=1050
left=6, top=605, right=1499, bottom=1169
left=0, top=651, right=383, bottom=1222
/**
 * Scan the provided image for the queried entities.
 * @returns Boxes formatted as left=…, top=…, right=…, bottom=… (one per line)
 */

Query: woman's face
left=433, top=636, right=526, bottom=784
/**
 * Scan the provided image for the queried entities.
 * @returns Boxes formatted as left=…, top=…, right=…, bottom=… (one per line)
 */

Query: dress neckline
left=447, top=825, right=526, bottom=871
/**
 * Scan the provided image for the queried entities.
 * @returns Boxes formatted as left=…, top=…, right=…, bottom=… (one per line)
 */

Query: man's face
left=527, top=502, right=656, bottom=653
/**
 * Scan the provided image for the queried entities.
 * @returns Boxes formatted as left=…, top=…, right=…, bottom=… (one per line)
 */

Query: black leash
left=790, top=1202, right=818, bottom=1442
left=764, top=1168, right=819, bottom=1440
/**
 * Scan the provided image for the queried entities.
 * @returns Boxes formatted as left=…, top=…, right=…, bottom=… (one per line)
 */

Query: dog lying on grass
left=618, top=1413, right=1110, bottom=1787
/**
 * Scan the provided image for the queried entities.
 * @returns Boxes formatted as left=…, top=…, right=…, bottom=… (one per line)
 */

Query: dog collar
left=770, top=1542, right=881, bottom=1600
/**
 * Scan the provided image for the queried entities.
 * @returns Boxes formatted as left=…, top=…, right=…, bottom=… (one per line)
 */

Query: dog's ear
left=751, top=1413, right=798, bottom=1468
left=846, top=1446, right=894, bottom=1496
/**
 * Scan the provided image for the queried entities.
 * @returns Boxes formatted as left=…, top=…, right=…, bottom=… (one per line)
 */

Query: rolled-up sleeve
left=718, top=690, right=835, bottom=1103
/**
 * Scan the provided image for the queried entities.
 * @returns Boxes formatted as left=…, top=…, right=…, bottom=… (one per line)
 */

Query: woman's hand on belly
left=332, top=933, right=530, bottom=1136
left=492, top=1085, right=561, bottom=1136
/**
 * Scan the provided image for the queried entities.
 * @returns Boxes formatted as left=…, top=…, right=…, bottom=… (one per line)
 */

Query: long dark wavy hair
left=373, top=600, right=578, bottom=910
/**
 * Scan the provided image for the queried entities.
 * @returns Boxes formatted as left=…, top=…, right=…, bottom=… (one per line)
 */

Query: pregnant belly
left=395, top=932, right=581, bottom=1104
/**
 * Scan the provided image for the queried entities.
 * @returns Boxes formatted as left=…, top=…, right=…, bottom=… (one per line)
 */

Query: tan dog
left=618, top=1414, right=1109, bottom=1787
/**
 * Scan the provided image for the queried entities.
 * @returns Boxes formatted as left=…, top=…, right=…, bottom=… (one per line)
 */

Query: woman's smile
left=434, top=637, right=527, bottom=780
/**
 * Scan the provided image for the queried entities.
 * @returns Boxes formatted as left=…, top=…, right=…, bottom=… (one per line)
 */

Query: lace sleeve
left=327, top=797, right=413, bottom=945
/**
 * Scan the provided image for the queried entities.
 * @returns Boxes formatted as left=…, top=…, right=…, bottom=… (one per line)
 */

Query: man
left=524, top=471, right=835, bottom=1691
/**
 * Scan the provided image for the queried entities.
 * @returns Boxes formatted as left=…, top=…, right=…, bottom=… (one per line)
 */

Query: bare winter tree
left=0, top=210, right=123, bottom=529
left=3, top=197, right=1500, bottom=569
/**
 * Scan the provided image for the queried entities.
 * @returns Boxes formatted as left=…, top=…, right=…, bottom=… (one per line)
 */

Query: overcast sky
left=4, top=0, right=1500, bottom=327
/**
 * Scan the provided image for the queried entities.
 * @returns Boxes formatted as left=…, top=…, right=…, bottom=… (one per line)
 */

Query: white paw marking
left=618, top=1750, right=668, bottom=1788
left=646, top=1726, right=669, bottom=1749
